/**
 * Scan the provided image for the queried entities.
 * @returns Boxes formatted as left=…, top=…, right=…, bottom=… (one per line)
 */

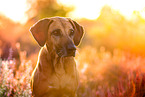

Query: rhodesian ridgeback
left=30, top=17, right=84, bottom=97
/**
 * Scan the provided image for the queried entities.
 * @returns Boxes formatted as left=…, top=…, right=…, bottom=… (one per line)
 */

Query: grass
left=0, top=46, right=145, bottom=97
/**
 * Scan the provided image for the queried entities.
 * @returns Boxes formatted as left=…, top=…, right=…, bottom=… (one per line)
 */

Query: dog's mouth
left=66, top=50, right=76, bottom=57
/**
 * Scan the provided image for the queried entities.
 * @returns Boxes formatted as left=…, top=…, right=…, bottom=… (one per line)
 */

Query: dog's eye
left=52, top=29, right=62, bottom=36
left=69, top=29, right=74, bottom=36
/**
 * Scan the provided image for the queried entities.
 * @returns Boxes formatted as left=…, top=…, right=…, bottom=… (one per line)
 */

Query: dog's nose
left=66, top=44, right=76, bottom=57
left=67, top=44, right=76, bottom=51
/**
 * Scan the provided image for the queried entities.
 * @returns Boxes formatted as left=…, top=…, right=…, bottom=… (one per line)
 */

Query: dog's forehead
left=49, top=17, right=73, bottom=30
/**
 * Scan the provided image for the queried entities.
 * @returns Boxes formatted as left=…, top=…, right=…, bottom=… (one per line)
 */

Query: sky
left=0, top=0, right=145, bottom=24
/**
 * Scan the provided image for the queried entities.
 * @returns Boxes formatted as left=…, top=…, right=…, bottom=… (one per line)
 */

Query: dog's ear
left=30, top=18, right=53, bottom=46
left=68, top=19, right=84, bottom=46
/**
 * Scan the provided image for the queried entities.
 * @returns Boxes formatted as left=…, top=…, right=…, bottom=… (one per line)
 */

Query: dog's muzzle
left=66, top=44, right=76, bottom=57
left=56, top=43, right=76, bottom=57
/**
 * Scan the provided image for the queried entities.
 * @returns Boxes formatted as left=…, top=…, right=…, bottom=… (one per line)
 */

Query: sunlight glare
left=108, top=0, right=145, bottom=19
left=58, top=0, right=145, bottom=20
left=0, top=0, right=28, bottom=24
left=81, top=63, right=88, bottom=73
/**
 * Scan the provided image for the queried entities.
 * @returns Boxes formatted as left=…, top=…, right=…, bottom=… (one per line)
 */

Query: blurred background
left=0, top=0, right=145, bottom=97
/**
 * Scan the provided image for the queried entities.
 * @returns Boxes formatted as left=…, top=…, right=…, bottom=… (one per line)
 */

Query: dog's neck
left=45, top=44, right=61, bottom=65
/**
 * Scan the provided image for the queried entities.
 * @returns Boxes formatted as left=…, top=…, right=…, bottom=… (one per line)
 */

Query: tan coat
left=30, top=17, right=84, bottom=97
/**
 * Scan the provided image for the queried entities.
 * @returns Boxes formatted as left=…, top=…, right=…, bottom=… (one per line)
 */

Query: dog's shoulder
left=38, top=46, right=53, bottom=73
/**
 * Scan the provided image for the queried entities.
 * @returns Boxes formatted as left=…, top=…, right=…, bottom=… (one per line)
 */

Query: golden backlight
left=0, top=0, right=145, bottom=23
left=58, top=0, right=145, bottom=20
left=0, top=0, right=28, bottom=24
left=0, top=0, right=145, bottom=96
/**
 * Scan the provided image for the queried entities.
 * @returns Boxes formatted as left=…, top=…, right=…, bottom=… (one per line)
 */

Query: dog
left=30, top=17, right=84, bottom=97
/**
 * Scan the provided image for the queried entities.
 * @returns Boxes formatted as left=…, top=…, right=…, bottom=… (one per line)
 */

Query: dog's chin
left=64, top=54, right=76, bottom=57
left=57, top=52, right=76, bottom=57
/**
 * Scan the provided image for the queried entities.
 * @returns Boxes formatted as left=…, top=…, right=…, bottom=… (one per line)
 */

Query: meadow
left=0, top=45, right=145, bottom=97
left=0, top=1, right=145, bottom=96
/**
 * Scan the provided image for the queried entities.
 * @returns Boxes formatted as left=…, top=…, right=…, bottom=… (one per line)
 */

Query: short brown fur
left=30, top=17, right=84, bottom=97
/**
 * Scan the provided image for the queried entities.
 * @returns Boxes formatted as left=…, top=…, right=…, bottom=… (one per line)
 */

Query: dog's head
left=30, top=17, right=84, bottom=57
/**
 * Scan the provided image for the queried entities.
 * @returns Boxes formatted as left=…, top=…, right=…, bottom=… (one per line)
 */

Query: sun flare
left=0, top=0, right=28, bottom=24
left=58, top=0, right=145, bottom=20
left=0, top=0, right=144, bottom=24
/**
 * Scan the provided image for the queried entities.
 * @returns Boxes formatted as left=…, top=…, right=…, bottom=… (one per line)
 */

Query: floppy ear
left=30, top=18, right=53, bottom=46
left=68, top=19, right=84, bottom=46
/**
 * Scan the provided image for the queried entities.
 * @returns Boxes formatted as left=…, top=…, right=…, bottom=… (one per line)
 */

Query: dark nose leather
left=66, top=44, right=76, bottom=57
left=67, top=44, right=76, bottom=51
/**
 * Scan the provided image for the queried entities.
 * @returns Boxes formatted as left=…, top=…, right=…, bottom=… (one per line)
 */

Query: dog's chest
left=48, top=60, right=78, bottom=91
